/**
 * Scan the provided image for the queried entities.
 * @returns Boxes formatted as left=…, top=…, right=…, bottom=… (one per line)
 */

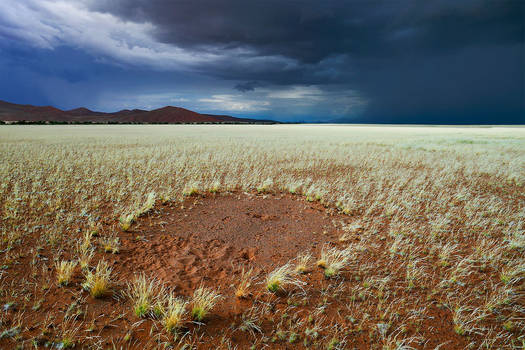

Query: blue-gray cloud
left=234, top=81, right=261, bottom=93
left=0, top=0, right=523, bottom=123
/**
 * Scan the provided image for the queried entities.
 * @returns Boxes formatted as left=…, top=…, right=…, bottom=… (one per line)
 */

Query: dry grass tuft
left=235, top=267, right=254, bottom=299
left=163, top=294, right=188, bottom=333
left=499, top=263, right=524, bottom=285
left=99, top=234, right=120, bottom=254
left=191, top=286, right=221, bottom=322
left=119, top=214, right=135, bottom=232
left=182, top=182, right=200, bottom=196
left=76, top=243, right=94, bottom=270
left=126, top=273, right=157, bottom=318
left=295, top=252, right=312, bottom=274
left=266, top=262, right=303, bottom=293
left=317, top=245, right=354, bottom=278
left=55, top=260, right=77, bottom=286
left=138, top=192, right=156, bottom=216
left=82, top=259, right=113, bottom=298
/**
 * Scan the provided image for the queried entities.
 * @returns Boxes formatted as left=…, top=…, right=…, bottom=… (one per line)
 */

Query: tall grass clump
left=55, top=260, right=76, bottom=286
left=82, top=260, right=113, bottom=298
left=163, top=294, right=188, bottom=333
left=191, top=286, right=221, bottom=322
left=235, top=267, right=254, bottom=299
left=126, top=274, right=157, bottom=318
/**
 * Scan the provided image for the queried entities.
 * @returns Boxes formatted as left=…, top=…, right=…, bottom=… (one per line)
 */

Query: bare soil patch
left=118, top=192, right=342, bottom=291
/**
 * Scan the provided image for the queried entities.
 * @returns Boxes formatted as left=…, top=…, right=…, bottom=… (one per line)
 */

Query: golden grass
left=82, top=259, right=112, bottom=298
left=235, top=267, right=254, bottom=299
left=98, top=234, right=120, bottom=254
left=76, top=242, right=94, bottom=270
left=294, top=252, right=312, bottom=274
left=163, top=294, right=187, bottom=333
left=55, top=260, right=77, bottom=286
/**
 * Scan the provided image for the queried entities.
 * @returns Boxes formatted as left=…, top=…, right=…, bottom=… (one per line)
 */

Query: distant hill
left=0, top=100, right=277, bottom=124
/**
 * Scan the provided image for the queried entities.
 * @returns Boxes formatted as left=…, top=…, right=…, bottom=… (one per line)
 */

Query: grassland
left=0, top=125, right=523, bottom=349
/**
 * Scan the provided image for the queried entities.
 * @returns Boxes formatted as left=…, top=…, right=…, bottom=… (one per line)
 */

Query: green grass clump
left=191, top=286, right=221, bottom=322
left=266, top=263, right=302, bottom=293
left=317, top=245, right=353, bottom=278
left=126, top=274, right=157, bottom=318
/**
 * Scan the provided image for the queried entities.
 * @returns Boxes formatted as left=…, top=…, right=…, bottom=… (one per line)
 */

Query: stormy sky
left=0, top=0, right=523, bottom=123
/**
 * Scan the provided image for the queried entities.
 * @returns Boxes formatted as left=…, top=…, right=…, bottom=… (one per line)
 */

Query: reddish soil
left=0, top=193, right=516, bottom=349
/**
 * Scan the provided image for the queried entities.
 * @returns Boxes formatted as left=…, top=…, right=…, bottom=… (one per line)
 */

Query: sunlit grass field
left=0, top=125, right=523, bottom=349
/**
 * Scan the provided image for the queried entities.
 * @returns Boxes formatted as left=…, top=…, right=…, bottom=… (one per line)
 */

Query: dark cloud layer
left=234, top=81, right=261, bottom=92
left=87, top=0, right=524, bottom=123
left=93, top=1, right=521, bottom=60
left=0, top=0, right=523, bottom=122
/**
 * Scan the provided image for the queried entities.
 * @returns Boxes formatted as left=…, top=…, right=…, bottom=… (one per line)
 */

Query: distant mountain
left=0, top=100, right=277, bottom=124
left=66, top=107, right=102, bottom=116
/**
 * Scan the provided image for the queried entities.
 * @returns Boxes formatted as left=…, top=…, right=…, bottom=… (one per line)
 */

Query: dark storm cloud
left=87, top=0, right=524, bottom=123
left=92, top=0, right=522, bottom=60
left=0, top=0, right=523, bottom=122
left=234, top=81, right=261, bottom=92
